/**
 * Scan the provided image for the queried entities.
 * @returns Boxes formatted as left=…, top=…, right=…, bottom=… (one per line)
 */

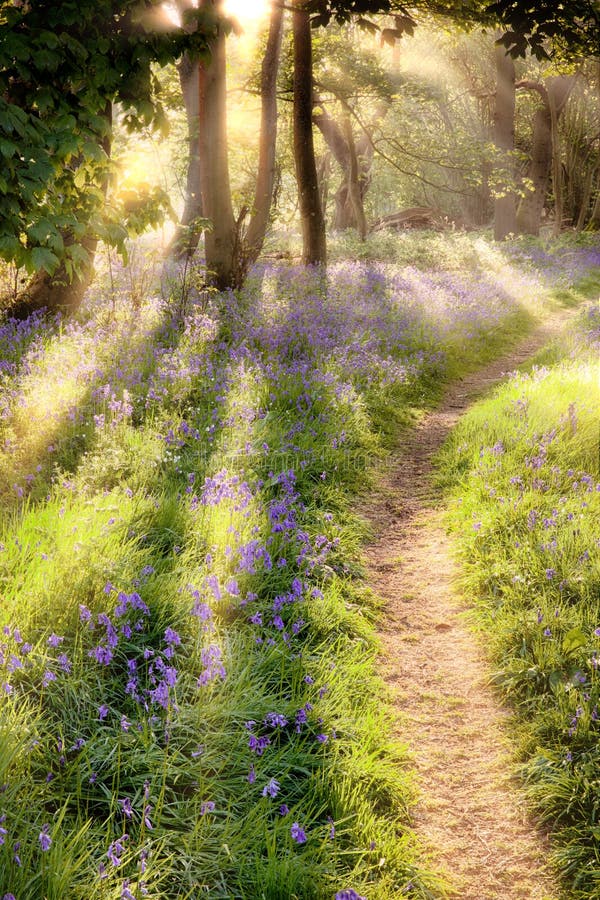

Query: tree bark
left=9, top=235, right=99, bottom=319
left=516, top=76, right=575, bottom=235
left=168, top=53, right=204, bottom=260
left=493, top=44, right=517, bottom=241
left=342, top=111, right=367, bottom=240
left=589, top=185, right=600, bottom=230
left=313, top=99, right=383, bottom=233
left=198, top=0, right=236, bottom=290
left=243, top=2, right=285, bottom=268
left=293, top=1, right=326, bottom=266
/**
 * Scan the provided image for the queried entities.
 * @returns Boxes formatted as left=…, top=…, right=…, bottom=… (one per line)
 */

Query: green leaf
left=30, top=246, right=59, bottom=275
left=73, top=167, right=87, bottom=189
left=0, top=139, right=17, bottom=158
left=0, top=234, right=22, bottom=259
left=65, top=243, right=90, bottom=274
left=562, top=627, right=587, bottom=656
left=27, top=218, right=54, bottom=244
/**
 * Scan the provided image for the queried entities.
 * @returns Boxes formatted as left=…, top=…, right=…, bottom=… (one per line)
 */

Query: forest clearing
left=0, top=1, right=599, bottom=898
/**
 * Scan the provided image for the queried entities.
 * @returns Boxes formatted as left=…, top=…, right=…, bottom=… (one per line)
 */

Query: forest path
left=365, top=311, right=574, bottom=900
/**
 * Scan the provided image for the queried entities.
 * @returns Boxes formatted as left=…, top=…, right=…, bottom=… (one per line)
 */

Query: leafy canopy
left=0, top=0, right=214, bottom=276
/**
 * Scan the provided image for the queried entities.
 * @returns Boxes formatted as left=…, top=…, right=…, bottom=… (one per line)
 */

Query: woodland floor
left=364, top=312, right=575, bottom=900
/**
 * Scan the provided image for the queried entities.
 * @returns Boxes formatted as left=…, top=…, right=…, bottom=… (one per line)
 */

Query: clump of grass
left=438, top=298, right=600, bottom=898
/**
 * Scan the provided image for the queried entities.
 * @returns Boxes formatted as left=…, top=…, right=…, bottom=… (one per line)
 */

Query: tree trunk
left=575, top=169, right=593, bottom=230
left=493, top=44, right=517, bottom=241
left=589, top=185, right=600, bottom=230
left=549, top=77, right=575, bottom=235
left=168, top=53, right=204, bottom=260
left=243, top=2, right=285, bottom=268
left=9, top=235, right=99, bottom=319
left=10, top=105, right=112, bottom=319
left=317, top=152, right=332, bottom=220
left=342, top=112, right=367, bottom=240
left=312, top=102, right=353, bottom=228
left=314, top=99, right=383, bottom=233
left=516, top=76, right=575, bottom=235
left=293, top=1, right=326, bottom=266
left=517, top=102, right=551, bottom=234
left=198, top=0, right=236, bottom=290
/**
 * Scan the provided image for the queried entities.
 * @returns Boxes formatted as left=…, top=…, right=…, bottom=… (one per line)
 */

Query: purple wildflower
left=290, top=822, right=307, bottom=844
left=121, top=881, right=136, bottom=900
left=118, top=797, right=134, bottom=819
left=107, top=834, right=128, bottom=867
left=261, top=778, right=280, bottom=798
left=39, top=823, right=52, bottom=852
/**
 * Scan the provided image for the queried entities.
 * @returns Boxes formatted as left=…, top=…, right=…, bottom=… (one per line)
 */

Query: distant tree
left=561, top=64, right=600, bottom=230
left=516, top=76, right=576, bottom=235
left=312, top=26, right=394, bottom=235
left=493, top=42, right=517, bottom=240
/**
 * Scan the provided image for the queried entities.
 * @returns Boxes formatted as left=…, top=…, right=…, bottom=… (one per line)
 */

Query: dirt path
left=366, top=313, right=574, bottom=900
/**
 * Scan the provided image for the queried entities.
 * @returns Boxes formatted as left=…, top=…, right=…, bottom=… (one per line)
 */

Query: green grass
left=437, top=298, right=600, bottom=899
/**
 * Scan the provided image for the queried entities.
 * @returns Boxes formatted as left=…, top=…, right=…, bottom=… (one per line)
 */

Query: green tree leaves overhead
left=488, top=0, right=600, bottom=59
left=303, top=0, right=599, bottom=60
left=0, top=0, right=214, bottom=276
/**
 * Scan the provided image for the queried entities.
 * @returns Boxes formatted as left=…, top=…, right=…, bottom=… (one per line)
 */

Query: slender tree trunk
left=10, top=104, right=112, bottom=318
left=576, top=169, right=593, bottom=230
left=493, top=44, right=516, bottom=241
left=317, top=152, right=332, bottom=220
left=342, top=112, right=367, bottom=240
left=293, top=1, right=326, bottom=266
left=243, top=2, right=285, bottom=267
left=550, top=80, right=566, bottom=236
left=589, top=185, right=600, bottom=230
left=516, top=76, right=575, bottom=235
left=168, top=53, right=204, bottom=260
left=198, top=0, right=236, bottom=290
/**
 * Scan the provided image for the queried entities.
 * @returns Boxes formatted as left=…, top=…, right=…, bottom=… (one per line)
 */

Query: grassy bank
left=438, top=280, right=600, bottom=898
left=0, top=236, right=597, bottom=898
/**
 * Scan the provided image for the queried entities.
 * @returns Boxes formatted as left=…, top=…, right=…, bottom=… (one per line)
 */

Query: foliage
left=0, top=0, right=214, bottom=277
left=488, top=0, right=600, bottom=59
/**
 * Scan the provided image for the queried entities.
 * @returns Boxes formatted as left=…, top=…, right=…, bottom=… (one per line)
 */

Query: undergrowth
left=0, top=235, right=597, bottom=898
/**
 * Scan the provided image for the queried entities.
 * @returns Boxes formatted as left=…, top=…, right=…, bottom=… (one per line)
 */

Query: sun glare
left=224, top=0, right=269, bottom=24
